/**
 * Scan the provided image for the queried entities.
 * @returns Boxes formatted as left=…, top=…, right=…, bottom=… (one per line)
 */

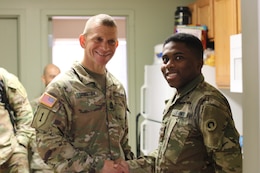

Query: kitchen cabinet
left=214, top=0, right=240, bottom=88
left=189, top=0, right=241, bottom=88
left=189, top=0, right=214, bottom=40
left=237, top=0, right=241, bottom=33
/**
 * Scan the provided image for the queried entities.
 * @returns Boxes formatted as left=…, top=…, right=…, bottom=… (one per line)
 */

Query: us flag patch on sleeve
left=39, top=92, right=57, bottom=108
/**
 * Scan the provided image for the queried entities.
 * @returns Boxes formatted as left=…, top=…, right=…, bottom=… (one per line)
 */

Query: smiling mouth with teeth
left=166, top=72, right=177, bottom=79
left=96, top=51, right=110, bottom=57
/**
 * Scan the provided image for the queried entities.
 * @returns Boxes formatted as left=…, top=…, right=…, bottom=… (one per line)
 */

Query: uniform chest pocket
left=162, top=110, right=191, bottom=164
left=109, top=92, right=126, bottom=114
left=106, top=92, right=127, bottom=131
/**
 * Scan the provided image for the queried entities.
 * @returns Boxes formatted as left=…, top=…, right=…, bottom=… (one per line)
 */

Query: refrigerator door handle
left=140, top=120, right=148, bottom=155
left=140, top=84, right=148, bottom=118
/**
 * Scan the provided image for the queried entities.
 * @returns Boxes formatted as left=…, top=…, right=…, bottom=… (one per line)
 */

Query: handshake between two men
left=99, top=158, right=130, bottom=173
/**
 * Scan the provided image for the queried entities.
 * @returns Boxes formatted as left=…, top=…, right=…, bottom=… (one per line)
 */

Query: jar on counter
left=174, top=6, right=191, bottom=26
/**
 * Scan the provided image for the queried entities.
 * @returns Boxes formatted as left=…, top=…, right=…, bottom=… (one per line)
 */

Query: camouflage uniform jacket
left=128, top=74, right=242, bottom=173
left=30, top=96, right=54, bottom=171
left=32, top=62, right=134, bottom=172
left=0, top=67, right=35, bottom=164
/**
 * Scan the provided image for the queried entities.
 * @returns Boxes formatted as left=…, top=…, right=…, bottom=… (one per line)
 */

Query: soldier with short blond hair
left=32, top=14, right=134, bottom=173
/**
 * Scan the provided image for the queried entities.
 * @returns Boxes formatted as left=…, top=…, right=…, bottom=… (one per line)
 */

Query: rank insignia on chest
left=39, top=92, right=57, bottom=108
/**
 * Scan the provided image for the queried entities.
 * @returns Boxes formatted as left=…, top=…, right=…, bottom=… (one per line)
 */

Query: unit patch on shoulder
left=39, top=93, right=57, bottom=108
left=206, top=119, right=217, bottom=132
left=33, top=107, right=50, bottom=128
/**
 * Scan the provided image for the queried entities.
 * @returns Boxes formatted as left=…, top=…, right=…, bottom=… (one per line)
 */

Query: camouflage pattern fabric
left=32, top=61, right=134, bottom=172
left=29, top=141, right=54, bottom=173
left=30, top=97, right=40, bottom=113
left=0, top=67, right=35, bottom=172
left=128, top=74, right=242, bottom=173
left=0, top=152, right=30, bottom=173
left=30, top=97, right=54, bottom=173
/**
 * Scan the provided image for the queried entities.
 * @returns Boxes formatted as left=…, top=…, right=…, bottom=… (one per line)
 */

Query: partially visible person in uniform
left=0, top=67, right=35, bottom=173
left=41, top=63, right=61, bottom=88
left=30, top=63, right=61, bottom=110
left=126, top=33, right=242, bottom=173
left=29, top=63, right=60, bottom=173
left=31, top=14, right=134, bottom=173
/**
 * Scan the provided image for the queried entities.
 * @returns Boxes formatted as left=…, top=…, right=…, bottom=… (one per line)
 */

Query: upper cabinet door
left=189, top=0, right=241, bottom=89
left=189, top=0, right=214, bottom=40
left=214, top=0, right=239, bottom=88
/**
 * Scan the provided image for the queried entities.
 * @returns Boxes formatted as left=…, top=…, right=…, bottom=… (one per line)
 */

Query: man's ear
left=116, top=40, right=119, bottom=47
left=79, top=34, right=85, bottom=48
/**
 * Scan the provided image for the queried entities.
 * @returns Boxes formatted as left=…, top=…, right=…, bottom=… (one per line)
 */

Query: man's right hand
left=99, top=159, right=129, bottom=173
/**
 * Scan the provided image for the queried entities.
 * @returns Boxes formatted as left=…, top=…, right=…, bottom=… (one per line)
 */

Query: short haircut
left=163, top=33, right=204, bottom=61
left=82, top=14, right=117, bottom=35
left=43, top=63, right=60, bottom=76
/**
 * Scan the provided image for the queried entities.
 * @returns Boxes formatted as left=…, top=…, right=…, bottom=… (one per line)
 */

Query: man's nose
left=101, top=42, right=109, bottom=50
left=165, top=59, right=175, bottom=68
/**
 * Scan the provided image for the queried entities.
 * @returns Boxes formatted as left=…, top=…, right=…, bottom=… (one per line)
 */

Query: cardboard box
left=175, top=25, right=207, bottom=49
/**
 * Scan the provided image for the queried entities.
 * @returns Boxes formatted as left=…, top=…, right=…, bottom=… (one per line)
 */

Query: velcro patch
left=33, top=107, right=50, bottom=128
left=39, top=93, right=57, bottom=108
left=206, top=119, right=217, bottom=131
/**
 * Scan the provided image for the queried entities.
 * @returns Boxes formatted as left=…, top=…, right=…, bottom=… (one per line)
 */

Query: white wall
left=242, top=0, right=260, bottom=172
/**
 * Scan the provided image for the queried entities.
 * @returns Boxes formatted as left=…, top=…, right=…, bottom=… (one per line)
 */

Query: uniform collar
left=177, top=74, right=204, bottom=99
left=72, top=61, right=115, bottom=88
